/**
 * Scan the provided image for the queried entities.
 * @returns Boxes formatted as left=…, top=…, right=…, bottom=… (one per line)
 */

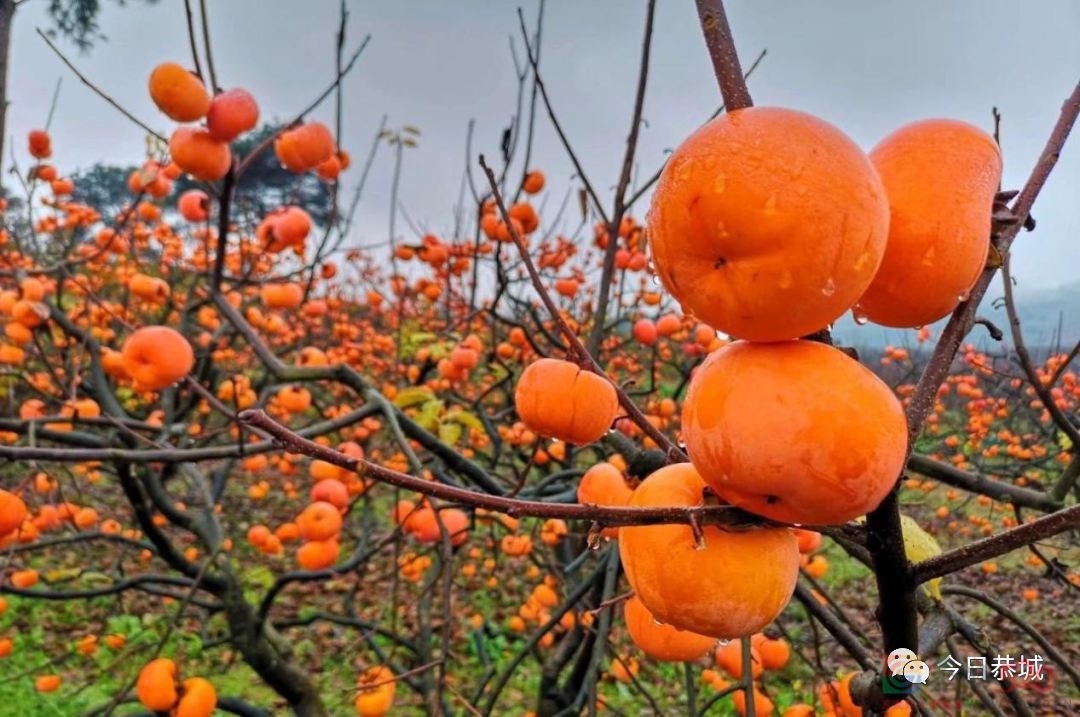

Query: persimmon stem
left=694, top=0, right=752, bottom=111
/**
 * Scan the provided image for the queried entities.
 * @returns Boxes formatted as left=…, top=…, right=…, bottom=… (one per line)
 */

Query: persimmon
left=804, top=555, right=828, bottom=579
left=259, top=207, right=312, bottom=251
left=540, top=518, right=569, bottom=545
left=28, top=129, right=52, bottom=158
left=647, top=107, right=888, bottom=341
left=277, top=385, right=312, bottom=412
left=296, top=501, right=342, bottom=541
left=175, top=677, right=217, bottom=717
left=514, top=358, right=618, bottom=445
left=121, top=326, right=195, bottom=390
left=311, top=479, right=349, bottom=509
left=781, top=706, right=815, bottom=717
left=316, top=154, right=342, bottom=181
left=129, top=273, right=170, bottom=302
left=178, top=190, right=210, bottom=222
left=35, top=674, right=61, bottom=692
left=500, top=533, right=533, bottom=557
left=355, top=665, right=396, bottom=717
left=578, top=462, right=632, bottom=538
left=632, top=318, right=657, bottom=345
left=793, top=529, right=822, bottom=554
left=261, top=282, right=304, bottom=310
left=522, top=169, right=545, bottom=194
left=11, top=569, right=39, bottom=588
left=756, top=636, right=790, bottom=669
left=0, top=638, right=11, bottom=657
left=206, top=88, right=260, bottom=142
left=715, top=640, right=763, bottom=679
left=149, top=62, right=211, bottom=121
left=169, top=127, right=232, bottom=181
left=623, top=595, right=714, bottom=662
left=733, top=686, right=774, bottom=716
left=618, top=464, right=799, bottom=639
left=247, top=524, right=271, bottom=547
left=297, top=539, right=340, bottom=570
left=275, top=122, right=335, bottom=173
left=74, top=507, right=98, bottom=529
left=609, top=655, right=640, bottom=683
left=0, top=490, right=27, bottom=536
left=440, top=508, right=470, bottom=546
left=857, top=119, right=1002, bottom=327
left=137, top=658, right=179, bottom=711
left=682, top=341, right=906, bottom=525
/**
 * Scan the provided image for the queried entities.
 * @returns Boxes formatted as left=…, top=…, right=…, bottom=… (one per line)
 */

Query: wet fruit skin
left=647, top=106, right=889, bottom=342
left=623, top=595, right=715, bottom=662
left=618, top=463, right=800, bottom=639
left=857, top=119, right=1003, bottom=328
left=682, top=340, right=908, bottom=526
left=514, top=358, right=618, bottom=445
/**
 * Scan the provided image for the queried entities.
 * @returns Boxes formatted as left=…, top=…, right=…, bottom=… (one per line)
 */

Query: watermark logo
left=883, top=648, right=929, bottom=696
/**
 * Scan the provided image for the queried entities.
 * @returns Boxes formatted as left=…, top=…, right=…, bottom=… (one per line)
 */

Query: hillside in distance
left=833, top=278, right=1080, bottom=353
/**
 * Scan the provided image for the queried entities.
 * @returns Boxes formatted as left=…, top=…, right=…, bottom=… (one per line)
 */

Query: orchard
left=0, top=1, right=1078, bottom=716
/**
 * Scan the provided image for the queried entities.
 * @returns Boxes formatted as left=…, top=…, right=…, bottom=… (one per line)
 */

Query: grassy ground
left=2, top=476, right=1077, bottom=716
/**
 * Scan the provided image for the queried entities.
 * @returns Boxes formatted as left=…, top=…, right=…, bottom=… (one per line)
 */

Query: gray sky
left=8, top=0, right=1080, bottom=293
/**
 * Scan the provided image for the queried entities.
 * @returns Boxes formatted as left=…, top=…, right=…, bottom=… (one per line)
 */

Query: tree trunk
left=0, top=0, right=14, bottom=179
left=220, top=581, right=329, bottom=716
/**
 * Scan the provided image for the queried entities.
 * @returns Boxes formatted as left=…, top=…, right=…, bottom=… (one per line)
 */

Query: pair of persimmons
left=515, top=107, right=1001, bottom=644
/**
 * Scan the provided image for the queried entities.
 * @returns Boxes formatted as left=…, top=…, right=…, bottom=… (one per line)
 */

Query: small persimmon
left=206, top=88, right=260, bottom=142
left=149, top=62, right=210, bottom=121
left=121, top=326, right=194, bottom=390
left=514, top=358, right=618, bottom=445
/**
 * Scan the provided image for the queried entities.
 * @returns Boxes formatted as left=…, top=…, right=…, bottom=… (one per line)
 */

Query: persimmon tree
left=1, top=1, right=1079, bottom=716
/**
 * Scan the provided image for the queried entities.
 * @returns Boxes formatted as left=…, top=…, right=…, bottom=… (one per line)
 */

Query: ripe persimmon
left=136, top=658, right=179, bottom=711
left=618, top=464, right=799, bottom=639
left=355, top=665, right=396, bottom=717
left=0, top=490, right=27, bottom=536
left=647, top=107, right=889, bottom=341
left=311, top=479, right=349, bottom=509
left=206, top=88, right=260, bottom=142
left=275, top=122, right=335, bottom=173
left=178, top=190, right=209, bottom=222
left=715, top=640, right=763, bottom=680
left=857, top=119, right=1002, bottom=327
left=121, top=326, right=195, bottom=390
left=35, top=674, right=61, bottom=692
left=682, top=341, right=906, bottom=525
left=169, top=127, right=231, bottom=181
left=522, top=170, right=545, bottom=194
left=261, top=283, right=304, bottom=310
left=296, top=501, right=342, bottom=541
left=277, top=385, right=312, bottom=413
left=514, top=358, right=618, bottom=445
left=174, top=677, right=217, bottom=717
left=297, top=539, right=340, bottom=570
left=28, top=129, right=52, bottom=159
left=149, top=62, right=211, bottom=121
left=632, top=318, right=657, bottom=345
left=756, top=636, right=790, bottom=669
left=623, top=595, right=714, bottom=662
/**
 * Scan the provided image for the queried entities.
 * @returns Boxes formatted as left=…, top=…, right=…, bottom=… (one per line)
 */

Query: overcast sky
left=7, top=0, right=1079, bottom=294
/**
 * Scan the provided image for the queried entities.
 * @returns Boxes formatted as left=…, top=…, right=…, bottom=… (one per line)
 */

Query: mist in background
left=6, top=0, right=1078, bottom=346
